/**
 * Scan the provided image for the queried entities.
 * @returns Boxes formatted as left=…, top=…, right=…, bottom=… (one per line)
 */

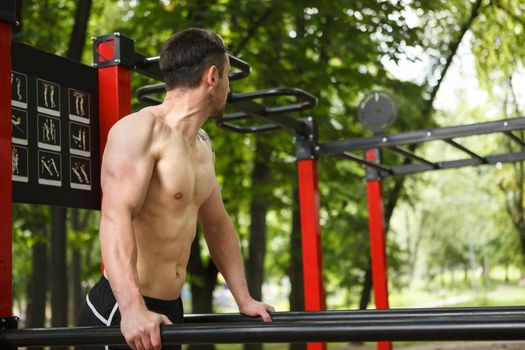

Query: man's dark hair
left=160, top=28, right=227, bottom=90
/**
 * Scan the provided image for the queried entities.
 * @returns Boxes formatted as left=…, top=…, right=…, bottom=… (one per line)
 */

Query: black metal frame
left=93, top=33, right=251, bottom=83
left=319, top=117, right=525, bottom=177
left=0, top=0, right=16, bottom=25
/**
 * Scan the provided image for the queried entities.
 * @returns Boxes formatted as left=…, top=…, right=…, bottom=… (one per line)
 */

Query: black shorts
left=76, top=276, right=184, bottom=350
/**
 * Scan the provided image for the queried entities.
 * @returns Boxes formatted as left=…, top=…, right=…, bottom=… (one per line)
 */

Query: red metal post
left=0, top=20, right=13, bottom=317
left=96, top=37, right=131, bottom=157
left=365, top=149, right=391, bottom=350
left=297, top=159, right=326, bottom=350
left=95, top=37, right=131, bottom=272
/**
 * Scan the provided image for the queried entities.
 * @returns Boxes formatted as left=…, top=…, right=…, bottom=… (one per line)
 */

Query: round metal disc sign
left=358, top=91, right=398, bottom=134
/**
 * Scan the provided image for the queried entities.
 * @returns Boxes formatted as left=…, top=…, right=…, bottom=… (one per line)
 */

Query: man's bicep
left=198, top=181, right=230, bottom=229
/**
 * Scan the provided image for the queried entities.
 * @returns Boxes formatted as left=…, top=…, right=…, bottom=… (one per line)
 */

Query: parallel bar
left=4, top=318, right=525, bottom=347
left=319, top=117, right=525, bottom=155
left=504, top=131, right=525, bottom=149
left=0, top=19, right=12, bottom=318
left=443, top=139, right=486, bottom=163
left=338, top=153, right=393, bottom=175
left=388, top=146, right=437, bottom=168
left=184, top=306, right=525, bottom=323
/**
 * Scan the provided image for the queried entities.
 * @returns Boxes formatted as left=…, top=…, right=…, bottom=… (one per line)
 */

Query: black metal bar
left=184, top=306, right=525, bottom=323
left=218, top=88, right=317, bottom=136
left=134, top=54, right=251, bottom=83
left=387, top=151, right=525, bottom=177
left=443, top=139, right=486, bottom=163
left=223, top=98, right=309, bottom=136
left=133, top=53, right=163, bottom=81
left=504, top=131, right=525, bottom=148
left=337, top=152, right=393, bottom=175
left=227, top=55, right=252, bottom=81
left=4, top=317, right=525, bottom=347
left=319, top=117, right=525, bottom=155
left=228, top=88, right=317, bottom=113
left=215, top=111, right=281, bottom=133
left=136, top=83, right=164, bottom=105
left=387, top=146, right=438, bottom=168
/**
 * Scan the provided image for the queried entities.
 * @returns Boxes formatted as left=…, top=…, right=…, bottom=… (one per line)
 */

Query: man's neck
left=161, top=89, right=210, bottom=143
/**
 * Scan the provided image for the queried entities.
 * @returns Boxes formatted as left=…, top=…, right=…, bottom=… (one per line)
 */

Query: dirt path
left=338, top=341, right=525, bottom=350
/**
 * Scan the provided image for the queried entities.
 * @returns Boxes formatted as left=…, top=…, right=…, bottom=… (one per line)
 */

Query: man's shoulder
left=110, top=109, right=160, bottom=137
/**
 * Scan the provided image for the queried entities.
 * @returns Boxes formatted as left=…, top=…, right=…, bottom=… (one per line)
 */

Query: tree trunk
left=26, top=220, right=48, bottom=350
left=188, top=232, right=218, bottom=350
left=244, top=140, right=271, bottom=350
left=14, top=0, right=22, bottom=33
left=289, top=188, right=306, bottom=350
left=66, top=0, right=92, bottom=61
left=246, top=139, right=271, bottom=300
left=65, top=0, right=92, bottom=325
left=51, top=206, right=67, bottom=350
left=358, top=265, right=372, bottom=310
left=69, top=209, right=85, bottom=324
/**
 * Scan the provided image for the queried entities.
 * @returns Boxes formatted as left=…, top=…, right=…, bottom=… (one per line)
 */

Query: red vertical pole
left=96, top=36, right=131, bottom=157
left=365, top=149, right=391, bottom=350
left=98, top=65, right=131, bottom=156
left=297, top=159, right=326, bottom=350
left=95, top=37, right=131, bottom=272
left=0, top=20, right=13, bottom=317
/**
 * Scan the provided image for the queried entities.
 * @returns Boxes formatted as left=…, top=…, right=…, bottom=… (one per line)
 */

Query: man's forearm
left=205, top=220, right=252, bottom=306
left=99, top=213, right=146, bottom=313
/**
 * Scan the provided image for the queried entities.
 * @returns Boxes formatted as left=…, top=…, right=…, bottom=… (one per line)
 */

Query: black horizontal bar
left=215, top=111, right=281, bottom=133
left=443, top=139, right=486, bottom=163
left=219, top=88, right=317, bottom=136
left=184, top=306, right=525, bottom=323
left=319, top=117, right=525, bottom=155
left=133, top=53, right=163, bottom=81
left=136, top=83, right=164, bottom=105
left=4, top=316, right=525, bottom=347
left=387, top=146, right=437, bottom=168
left=134, top=54, right=251, bottom=83
left=504, top=131, right=525, bottom=148
left=387, top=151, right=525, bottom=177
left=337, top=153, right=393, bottom=175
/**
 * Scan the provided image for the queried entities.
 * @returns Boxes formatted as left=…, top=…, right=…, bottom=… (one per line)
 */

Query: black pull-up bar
left=218, top=87, right=317, bottom=137
left=136, top=55, right=252, bottom=105
left=134, top=54, right=251, bottom=82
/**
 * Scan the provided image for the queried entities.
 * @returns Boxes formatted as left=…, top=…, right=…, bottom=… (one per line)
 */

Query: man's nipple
left=174, top=192, right=183, bottom=200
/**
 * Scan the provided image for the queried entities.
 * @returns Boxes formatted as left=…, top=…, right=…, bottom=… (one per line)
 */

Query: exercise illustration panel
left=11, top=41, right=100, bottom=209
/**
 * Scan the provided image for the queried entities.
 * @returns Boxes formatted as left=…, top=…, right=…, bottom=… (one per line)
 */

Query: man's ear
left=205, top=65, right=218, bottom=87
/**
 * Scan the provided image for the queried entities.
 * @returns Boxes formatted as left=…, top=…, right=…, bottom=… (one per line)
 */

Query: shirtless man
left=77, top=28, right=275, bottom=350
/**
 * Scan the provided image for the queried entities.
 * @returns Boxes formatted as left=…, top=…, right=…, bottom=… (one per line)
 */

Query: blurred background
left=10, top=0, right=525, bottom=349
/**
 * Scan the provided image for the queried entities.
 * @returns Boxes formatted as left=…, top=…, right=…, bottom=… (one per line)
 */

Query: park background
left=9, top=0, right=525, bottom=349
